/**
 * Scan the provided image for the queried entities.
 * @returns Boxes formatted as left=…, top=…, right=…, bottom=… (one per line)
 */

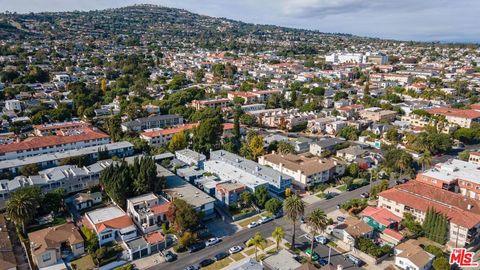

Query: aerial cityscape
left=0, top=3, right=480, bottom=270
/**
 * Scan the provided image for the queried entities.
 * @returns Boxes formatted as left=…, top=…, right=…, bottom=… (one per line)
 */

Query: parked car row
left=184, top=244, right=245, bottom=270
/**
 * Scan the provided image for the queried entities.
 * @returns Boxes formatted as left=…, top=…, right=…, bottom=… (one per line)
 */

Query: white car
left=229, top=245, right=243, bottom=254
left=247, top=222, right=259, bottom=228
left=205, top=237, right=221, bottom=247
left=315, top=236, right=328, bottom=244
left=258, top=216, right=273, bottom=224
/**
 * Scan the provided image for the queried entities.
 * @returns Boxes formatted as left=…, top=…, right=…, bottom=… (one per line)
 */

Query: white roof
left=86, top=206, right=126, bottom=225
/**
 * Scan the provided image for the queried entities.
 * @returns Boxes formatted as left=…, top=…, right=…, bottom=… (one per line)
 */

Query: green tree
left=272, top=227, right=285, bottom=251
left=6, top=187, right=41, bottom=234
left=306, top=209, right=327, bottom=262
left=168, top=131, right=188, bottom=152
left=42, top=188, right=65, bottom=214
left=240, top=191, right=253, bottom=207
left=283, top=195, right=305, bottom=250
left=338, top=126, right=359, bottom=140
left=166, top=199, right=201, bottom=234
left=20, top=163, right=39, bottom=176
left=432, top=257, right=450, bottom=270
left=81, top=226, right=99, bottom=253
left=265, top=198, right=282, bottom=215
left=247, top=232, right=267, bottom=261
left=418, top=151, right=432, bottom=171
left=254, top=186, right=270, bottom=209
left=192, top=118, right=223, bottom=154
left=277, top=141, right=294, bottom=154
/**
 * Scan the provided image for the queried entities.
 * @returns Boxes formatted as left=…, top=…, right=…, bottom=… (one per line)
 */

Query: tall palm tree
left=283, top=194, right=305, bottom=250
left=419, top=151, right=432, bottom=171
left=271, top=226, right=285, bottom=251
left=306, top=209, right=328, bottom=262
left=6, top=189, right=39, bottom=235
left=397, top=153, right=411, bottom=176
left=247, top=232, right=267, bottom=261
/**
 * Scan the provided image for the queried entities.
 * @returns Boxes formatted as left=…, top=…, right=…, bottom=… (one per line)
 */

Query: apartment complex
left=427, top=107, right=480, bottom=128
left=378, top=181, right=480, bottom=248
left=121, top=114, right=184, bottom=132
left=359, top=107, right=397, bottom=122
left=207, top=150, right=292, bottom=195
left=189, top=98, right=230, bottom=110
left=258, top=153, right=345, bottom=189
left=0, top=127, right=110, bottom=161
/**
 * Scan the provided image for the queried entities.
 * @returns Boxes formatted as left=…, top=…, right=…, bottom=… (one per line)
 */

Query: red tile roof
left=95, top=215, right=134, bottom=233
left=0, top=127, right=109, bottom=154
left=150, top=202, right=171, bottom=215
left=378, top=181, right=480, bottom=228
left=427, top=107, right=480, bottom=119
left=141, top=123, right=198, bottom=138
left=360, top=206, right=401, bottom=226
left=383, top=228, right=404, bottom=241
left=145, top=231, right=165, bottom=244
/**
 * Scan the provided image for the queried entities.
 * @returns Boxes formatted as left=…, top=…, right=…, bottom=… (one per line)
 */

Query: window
left=42, top=253, right=51, bottom=262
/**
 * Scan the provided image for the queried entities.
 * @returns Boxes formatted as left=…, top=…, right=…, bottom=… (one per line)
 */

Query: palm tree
left=283, top=194, right=305, bottom=250
left=397, top=153, right=411, bottom=176
left=306, top=209, right=328, bottom=262
left=419, top=151, right=432, bottom=171
left=272, top=226, right=285, bottom=251
left=247, top=232, right=267, bottom=261
left=6, top=188, right=39, bottom=235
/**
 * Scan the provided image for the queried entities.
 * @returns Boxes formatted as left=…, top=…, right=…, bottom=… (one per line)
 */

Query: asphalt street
left=146, top=179, right=397, bottom=270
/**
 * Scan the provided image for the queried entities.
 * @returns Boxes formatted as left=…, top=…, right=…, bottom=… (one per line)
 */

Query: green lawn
left=231, top=252, right=246, bottom=261
left=337, top=185, right=347, bottom=192
left=71, top=255, right=95, bottom=270
left=245, top=248, right=256, bottom=256
left=202, top=258, right=233, bottom=270
left=28, top=217, right=67, bottom=232
left=238, top=215, right=261, bottom=228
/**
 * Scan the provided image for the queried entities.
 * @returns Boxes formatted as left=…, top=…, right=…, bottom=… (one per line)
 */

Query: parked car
left=300, top=216, right=305, bottom=224
left=315, top=236, right=328, bottom=245
left=184, top=265, right=199, bottom=270
left=164, top=250, right=177, bottom=262
left=305, top=249, right=319, bottom=261
left=188, top=242, right=206, bottom=253
left=336, top=216, right=345, bottom=223
left=247, top=222, right=259, bottom=228
left=345, top=254, right=364, bottom=266
left=205, top=237, right=221, bottom=247
left=214, top=251, right=229, bottom=261
left=360, top=192, right=370, bottom=198
left=198, top=258, right=215, bottom=267
left=319, top=258, right=329, bottom=266
left=336, top=204, right=341, bottom=209
left=258, top=216, right=273, bottom=224
left=229, top=246, right=243, bottom=254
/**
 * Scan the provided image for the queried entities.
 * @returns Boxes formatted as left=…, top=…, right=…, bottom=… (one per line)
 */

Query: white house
left=394, top=240, right=434, bottom=270
left=84, top=206, right=137, bottom=246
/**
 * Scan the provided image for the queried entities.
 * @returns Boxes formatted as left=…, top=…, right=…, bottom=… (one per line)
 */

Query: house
left=332, top=217, right=374, bottom=248
left=140, top=123, right=197, bottom=146
left=360, top=206, right=401, bottom=231
left=258, top=153, right=345, bottom=190
left=394, top=240, right=434, bottom=270
left=309, top=137, right=345, bottom=156
left=262, top=249, right=302, bottom=270
left=70, top=192, right=102, bottom=211
left=126, top=193, right=171, bottom=234
left=189, top=98, right=230, bottom=110
left=83, top=206, right=137, bottom=246
left=28, top=223, right=84, bottom=269
left=359, top=107, right=397, bottom=122
left=121, top=114, right=184, bottom=132
left=215, top=182, right=246, bottom=206
left=336, top=145, right=368, bottom=162
left=378, top=181, right=480, bottom=248
left=207, top=150, right=292, bottom=196
left=4, top=100, right=22, bottom=112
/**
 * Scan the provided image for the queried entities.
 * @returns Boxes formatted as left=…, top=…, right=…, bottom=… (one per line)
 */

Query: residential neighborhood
left=0, top=3, right=480, bottom=270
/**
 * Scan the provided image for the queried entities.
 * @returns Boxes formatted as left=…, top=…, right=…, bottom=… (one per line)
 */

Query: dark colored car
left=184, top=266, right=199, bottom=270
left=319, top=258, right=329, bottom=266
left=214, top=251, right=229, bottom=261
left=164, top=250, right=177, bottom=262
left=188, top=242, right=206, bottom=253
left=198, top=258, right=215, bottom=267
left=336, top=216, right=345, bottom=223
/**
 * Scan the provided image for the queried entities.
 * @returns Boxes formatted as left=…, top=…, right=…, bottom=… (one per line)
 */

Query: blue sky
left=0, top=0, right=478, bottom=42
